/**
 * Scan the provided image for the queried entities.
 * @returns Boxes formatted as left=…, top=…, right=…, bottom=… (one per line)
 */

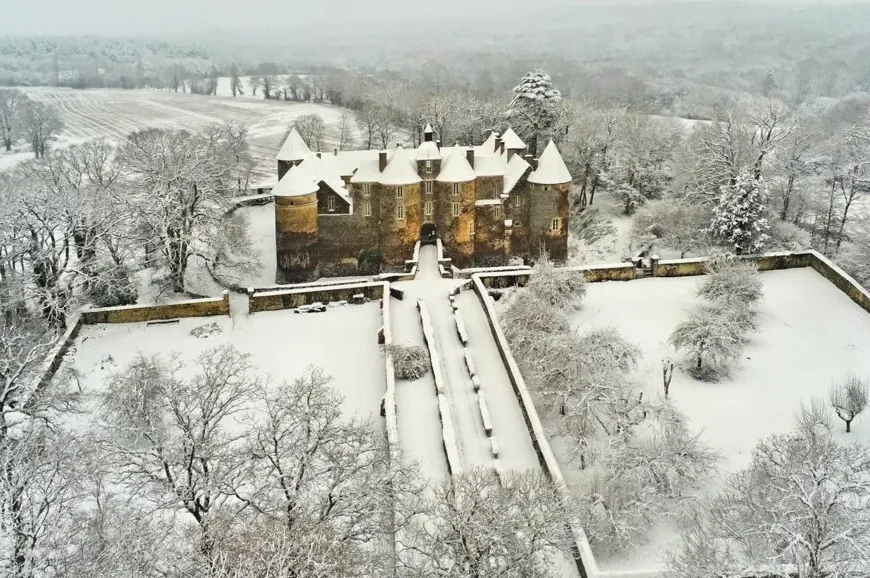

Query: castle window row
left=396, top=204, right=405, bottom=220
left=424, top=181, right=433, bottom=195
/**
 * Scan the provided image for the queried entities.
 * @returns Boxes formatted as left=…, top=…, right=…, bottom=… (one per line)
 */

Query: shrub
left=88, top=267, right=138, bottom=308
left=696, top=255, right=763, bottom=307
left=526, top=255, right=587, bottom=310
left=387, top=344, right=430, bottom=381
left=632, top=199, right=712, bottom=257
left=669, top=304, right=744, bottom=382
left=829, top=374, right=869, bottom=433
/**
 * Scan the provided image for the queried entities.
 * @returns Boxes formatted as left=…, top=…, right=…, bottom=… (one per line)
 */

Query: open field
left=559, top=267, right=870, bottom=571
left=58, top=302, right=386, bottom=423
left=2, top=88, right=355, bottom=184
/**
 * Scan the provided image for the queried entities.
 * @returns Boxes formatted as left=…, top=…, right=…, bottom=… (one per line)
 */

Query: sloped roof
left=272, top=165, right=319, bottom=197
left=276, top=128, right=311, bottom=162
left=504, top=153, right=531, bottom=195
left=501, top=127, right=526, bottom=151
left=436, top=147, right=476, bottom=183
left=379, top=146, right=421, bottom=186
left=473, top=153, right=505, bottom=178
left=528, top=141, right=572, bottom=185
left=417, top=140, right=441, bottom=161
left=298, top=155, right=352, bottom=203
left=481, top=131, right=499, bottom=153
left=423, top=124, right=434, bottom=134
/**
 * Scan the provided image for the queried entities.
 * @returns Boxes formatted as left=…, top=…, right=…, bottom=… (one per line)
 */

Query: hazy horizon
left=3, top=0, right=867, bottom=37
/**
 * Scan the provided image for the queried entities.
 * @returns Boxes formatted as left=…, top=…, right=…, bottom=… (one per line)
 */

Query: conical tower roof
left=528, top=141, right=571, bottom=185
left=501, top=127, right=526, bottom=150
left=436, top=146, right=476, bottom=183
left=273, top=165, right=319, bottom=197
left=276, top=128, right=312, bottom=162
left=379, top=146, right=421, bottom=186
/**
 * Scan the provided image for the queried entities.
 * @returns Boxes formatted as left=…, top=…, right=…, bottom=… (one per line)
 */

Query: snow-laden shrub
left=708, top=171, right=770, bottom=255
left=526, top=256, right=587, bottom=310
left=571, top=206, right=617, bottom=244
left=767, top=219, right=810, bottom=251
left=795, top=395, right=832, bottom=439
left=503, top=291, right=570, bottom=360
left=633, top=199, right=712, bottom=257
left=88, top=266, right=138, bottom=308
left=387, top=344, right=430, bottom=381
left=829, top=374, right=869, bottom=433
left=696, top=255, right=763, bottom=307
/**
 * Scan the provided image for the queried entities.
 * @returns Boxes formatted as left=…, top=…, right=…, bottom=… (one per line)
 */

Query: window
left=396, top=204, right=405, bottom=220
left=470, top=220, right=475, bottom=236
left=327, top=196, right=336, bottom=212
left=550, top=217, right=562, bottom=232
left=543, top=185, right=550, bottom=192
left=515, top=196, right=523, bottom=208
left=451, top=202, right=461, bottom=217
left=424, top=180, right=433, bottom=195
left=494, top=205, right=503, bottom=218
left=452, top=183, right=460, bottom=196
left=396, top=186, right=404, bottom=199
left=363, top=183, right=371, bottom=197
left=424, top=201, right=433, bottom=217
left=425, top=160, right=433, bottom=174
left=363, top=200, right=372, bottom=217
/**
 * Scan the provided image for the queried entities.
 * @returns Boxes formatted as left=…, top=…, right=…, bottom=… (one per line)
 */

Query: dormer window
left=327, top=196, right=336, bottom=212
left=425, top=160, right=433, bottom=175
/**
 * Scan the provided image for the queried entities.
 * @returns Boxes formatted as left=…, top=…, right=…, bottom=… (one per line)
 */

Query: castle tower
left=274, top=166, right=321, bottom=283
left=417, top=124, right=441, bottom=181
left=436, top=146, right=477, bottom=265
left=276, top=128, right=312, bottom=181
left=527, top=141, right=571, bottom=262
left=378, top=145, right=422, bottom=264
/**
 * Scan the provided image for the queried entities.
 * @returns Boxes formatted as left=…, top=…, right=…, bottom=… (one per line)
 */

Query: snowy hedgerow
left=829, top=374, right=869, bottom=433
left=666, top=431, right=870, bottom=578
left=708, top=171, right=770, bottom=255
left=669, top=304, right=745, bottom=381
left=526, top=255, right=587, bottom=310
left=696, top=255, right=763, bottom=307
left=387, top=344, right=430, bottom=381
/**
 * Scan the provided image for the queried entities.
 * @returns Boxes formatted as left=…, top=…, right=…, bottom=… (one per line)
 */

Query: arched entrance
left=420, top=223, right=437, bottom=245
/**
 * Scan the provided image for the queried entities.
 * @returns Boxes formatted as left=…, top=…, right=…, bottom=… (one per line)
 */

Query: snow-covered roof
left=481, top=131, right=498, bottom=152
left=423, top=124, right=434, bottom=134
left=501, top=127, right=526, bottom=150
left=528, top=141, right=572, bottom=185
left=473, top=153, right=505, bottom=178
left=272, top=166, right=319, bottom=197
left=350, top=156, right=381, bottom=183
left=298, top=154, right=352, bottom=203
left=276, top=128, right=311, bottom=162
left=378, top=146, right=421, bottom=186
left=417, top=141, right=441, bottom=161
left=504, top=153, right=531, bottom=195
left=436, top=147, right=476, bottom=183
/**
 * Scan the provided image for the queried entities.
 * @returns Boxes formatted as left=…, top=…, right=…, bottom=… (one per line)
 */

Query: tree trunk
left=696, top=354, right=702, bottom=370
left=846, top=419, right=852, bottom=433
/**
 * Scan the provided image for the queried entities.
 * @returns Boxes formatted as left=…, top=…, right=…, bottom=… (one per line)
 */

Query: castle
left=272, top=124, right=572, bottom=283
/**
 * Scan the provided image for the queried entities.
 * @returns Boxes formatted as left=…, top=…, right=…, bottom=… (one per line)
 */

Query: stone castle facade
left=273, top=125, right=571, bottom=283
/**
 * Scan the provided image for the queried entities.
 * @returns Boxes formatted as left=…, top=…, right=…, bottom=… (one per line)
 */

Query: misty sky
left=1, top=0, right=863, bottom=36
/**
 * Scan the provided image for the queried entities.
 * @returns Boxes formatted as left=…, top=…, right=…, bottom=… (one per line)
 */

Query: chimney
left=316, top=152, right=322, bottom=159
left=466, top=147, right=475, bottom=169
left=507, top=148, right=516, bottom=161
left=379, top=151, right=388, bottom=172
left=525, top=154, right=537, bottom=170
left=424, top=129, right=433, bottom=142
left=494, top=135, right=503, bottom=154
left=333, top=148, right=338, bottom=156
left=435, top=140, right=441, bottom=150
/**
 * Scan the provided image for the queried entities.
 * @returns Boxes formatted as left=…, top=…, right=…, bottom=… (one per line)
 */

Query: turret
left=273, top=166, right=321, bottom=282
left=527, top=141, right=571, bottom=262
left=276, top=127, right=312, bottom=180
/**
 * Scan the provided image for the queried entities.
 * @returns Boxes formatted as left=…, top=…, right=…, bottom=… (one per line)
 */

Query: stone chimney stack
left=436, top=140, right=441, bottom=150
left=333, top=148, right=338, bottom=156
left=466, top=147, right=475, bottom=169
left=379, top=151, right=388, bottom=172
left=525, top=154, right=537, bottom=170
left=494, top=135, right=503, bottom=154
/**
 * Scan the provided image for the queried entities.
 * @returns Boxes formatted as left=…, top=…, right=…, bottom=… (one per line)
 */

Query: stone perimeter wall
left=80, top=293, right=230, bottom=325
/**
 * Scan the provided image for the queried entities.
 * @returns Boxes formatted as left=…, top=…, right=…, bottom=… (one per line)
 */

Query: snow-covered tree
left=830, top=374, right=869, bottom=433
left=0, top=89, right=24, bottom=152
left=505, top=69, right=564, bottom=156
left=669, top=304, right=745, bottom=381
left=20, top=100, right=62, bottom=158
left=526, top=254, right=587, bottom=310
left=399, top=468, right=569, bottom=578
left=667, top=431, right=870, bottom=578
left=632, top=199, right=712, bottom=258
left=708, top=171, right=771, bottom=255
left=292, top=113, right=326, bottom=151
left=696, top=255, right=763, bottom=307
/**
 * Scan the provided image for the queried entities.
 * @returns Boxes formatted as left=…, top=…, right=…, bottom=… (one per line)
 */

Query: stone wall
left=81, top=293, right=230, bottom=324
left=249, top=282, right=387, bottom=313
left=474, top=201, right=509, bottom=266
left=529, top=182, right=570, bottom=263
left=808, top=251, right=870, bottom=315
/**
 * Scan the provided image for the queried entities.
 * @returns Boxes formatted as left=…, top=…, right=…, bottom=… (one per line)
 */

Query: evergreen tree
left=708, top=171, right=770, bottom=255
left=504, top=69, right=563, bottom=156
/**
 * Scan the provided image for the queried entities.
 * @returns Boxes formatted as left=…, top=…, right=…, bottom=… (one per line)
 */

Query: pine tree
left=504, top=69, right=563, bottom=156
left=708, top=171, right=770, bottom=255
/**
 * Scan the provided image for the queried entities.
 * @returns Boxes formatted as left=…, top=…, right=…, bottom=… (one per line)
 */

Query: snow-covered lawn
left=12, top=88, right=356, bottom=183
left=565, top=267, right=870, bottom=571
left=60, top=303, right=386, bottom=423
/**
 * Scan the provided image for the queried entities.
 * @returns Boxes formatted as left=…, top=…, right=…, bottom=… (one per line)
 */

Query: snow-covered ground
left=10, top=88, right=356, bottom=183
left=566, top=267, right=870, bottom=571
left=58, top=302, right=386, bottom=423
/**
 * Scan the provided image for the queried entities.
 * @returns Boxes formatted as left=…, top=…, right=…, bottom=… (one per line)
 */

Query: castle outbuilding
left=273, top=125, right=571, bottom=283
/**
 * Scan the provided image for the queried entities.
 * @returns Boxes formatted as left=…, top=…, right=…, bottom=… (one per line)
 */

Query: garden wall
left=80, top=292, right=230, bottom=324
left=249, top=282, right=387, bottom=313
left=808, top=251, right=870, bottom=315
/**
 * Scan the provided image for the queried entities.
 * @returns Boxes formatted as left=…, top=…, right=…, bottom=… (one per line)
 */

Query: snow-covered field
left=59, top=303, right=386, bottom=423
left=2, top=87, right=355, bottom=184
left=566, top=267, right=870, bottom=571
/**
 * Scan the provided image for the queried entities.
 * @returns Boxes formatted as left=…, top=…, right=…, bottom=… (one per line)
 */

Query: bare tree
left=669, top=304, right=745, bottom=381
left=292, top=114, right=326, bottom=151
left=399, top=468, right=570, bottom=578
left=632, top=199, right=712, bottom=258
left=337, top=111, right=355, bottom=151
left=662, top=360, right=675, bottom=399
left=21, top=100, right=63, bottom=159
left=829, top=374, right=869, bottom=433
left=258, top=63, right=280, bottom=100
left=667, top=431, right=870, bottom=578
left=100, top=345, right=257, bottom=565
left=247, top=75, right=261, bottom=97
left=0, top=89, right=24, bottom=152
left=229, top=62, right=243, bottom=97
